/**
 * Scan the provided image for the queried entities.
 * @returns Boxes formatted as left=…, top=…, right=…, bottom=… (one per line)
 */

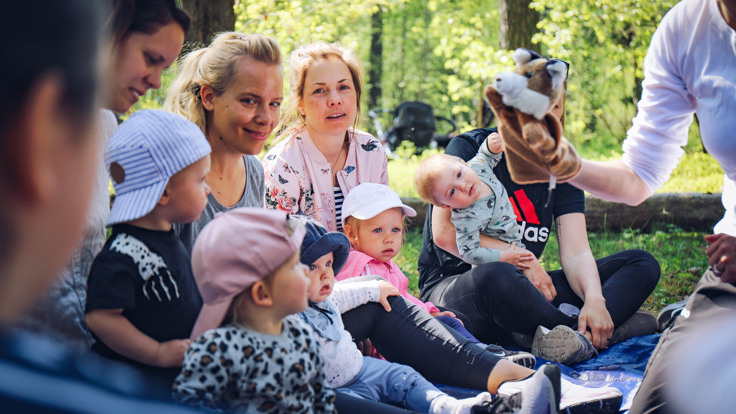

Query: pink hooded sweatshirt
left=336, top=250, right=439, bottom=314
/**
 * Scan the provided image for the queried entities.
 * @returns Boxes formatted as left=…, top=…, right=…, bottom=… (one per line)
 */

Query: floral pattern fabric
left=263, top=128, right=388, bottom=231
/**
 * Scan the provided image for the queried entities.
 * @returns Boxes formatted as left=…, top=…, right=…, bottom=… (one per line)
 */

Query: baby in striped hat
left=85, top=109, right=211, bottom=387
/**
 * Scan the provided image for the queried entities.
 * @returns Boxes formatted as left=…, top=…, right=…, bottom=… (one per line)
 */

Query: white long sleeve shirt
left=298, top=281, right=380, bottom=388
left=622, top=0, right=736, bottom=235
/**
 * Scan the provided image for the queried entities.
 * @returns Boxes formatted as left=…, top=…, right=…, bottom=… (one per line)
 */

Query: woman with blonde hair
left=165, top=32, right=283, bottom=252
left=263, top=42, right=388, bottom=232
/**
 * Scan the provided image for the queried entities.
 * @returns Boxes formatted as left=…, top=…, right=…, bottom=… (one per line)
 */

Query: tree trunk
left=181, top=0, right=235, bottom=48
left=368, top=9, right=383, bottom=111
left=498, top=0, right=539, bottom=51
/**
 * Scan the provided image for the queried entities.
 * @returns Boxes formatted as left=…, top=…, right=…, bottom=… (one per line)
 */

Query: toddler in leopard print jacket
left=173, top=209, right=335, bottom=413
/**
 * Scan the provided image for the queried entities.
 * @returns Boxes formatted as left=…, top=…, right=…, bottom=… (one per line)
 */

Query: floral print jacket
left=262, top=128, right=388, bottom=231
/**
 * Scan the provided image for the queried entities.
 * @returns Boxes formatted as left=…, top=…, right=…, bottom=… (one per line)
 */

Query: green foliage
left=531, top=0, right=681, bottom=149
left=658, top=152, right=723, bottom=194
left=233, top=0, right=508, bottom=134
left=125, top=66, right=179, bottom=117
left=127, top=1, right=707, bottom=165
left=394, top=228, right=425, bottom=294
left=539, top=224, right=708, bottom=313
left=229, top=0, right=692, bottom=151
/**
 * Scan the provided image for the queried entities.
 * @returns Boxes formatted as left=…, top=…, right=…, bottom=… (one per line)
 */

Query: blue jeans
left=339, top=357, right=442, bottom=411
left=435, top=314, right=482, bottom=343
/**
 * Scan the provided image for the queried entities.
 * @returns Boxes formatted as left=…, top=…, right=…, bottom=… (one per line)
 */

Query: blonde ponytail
left=164, top=32, right=282, bottom=137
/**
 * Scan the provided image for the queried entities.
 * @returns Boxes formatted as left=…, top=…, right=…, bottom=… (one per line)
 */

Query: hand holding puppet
left=485, top=48, right=581, bottom=184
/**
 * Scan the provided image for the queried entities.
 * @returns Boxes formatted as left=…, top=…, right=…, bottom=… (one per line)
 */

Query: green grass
left=395, top=224, right=708, bottom=315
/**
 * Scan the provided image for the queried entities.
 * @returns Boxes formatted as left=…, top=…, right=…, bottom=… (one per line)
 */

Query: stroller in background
left=369, top=101, right=457, bottom=155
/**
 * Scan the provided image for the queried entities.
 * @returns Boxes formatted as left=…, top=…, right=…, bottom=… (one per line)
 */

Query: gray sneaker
left=531, top=325, right=598, bottom=365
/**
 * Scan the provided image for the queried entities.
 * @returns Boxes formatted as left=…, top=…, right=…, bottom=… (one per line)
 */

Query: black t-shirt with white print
left=86, top=223, right=203, bottom=384
left=417, top=128, right=585, bottom=300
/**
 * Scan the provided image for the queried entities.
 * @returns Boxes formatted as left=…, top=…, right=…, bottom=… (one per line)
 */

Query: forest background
left=140, top=0, right=693, bottom=155
left=131, top=0, right=724, bottom=311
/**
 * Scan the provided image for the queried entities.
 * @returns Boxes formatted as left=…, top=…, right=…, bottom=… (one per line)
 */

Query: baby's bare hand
left=487, top=132, right=504, bottom=154
left=377, top=281, right=400, bottom=312
left=156, top=339, right=191, bottom=368
left=500, top=243, right=535, bottom=268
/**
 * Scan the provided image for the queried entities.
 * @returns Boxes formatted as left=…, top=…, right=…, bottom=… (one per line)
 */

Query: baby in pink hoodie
left=337, top=183, right=477, bottom=341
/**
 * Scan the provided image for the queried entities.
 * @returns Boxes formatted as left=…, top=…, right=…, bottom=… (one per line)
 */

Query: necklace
left=329, top=138, right=349, bottom=173
left=330, top=145, right=346, bottom=173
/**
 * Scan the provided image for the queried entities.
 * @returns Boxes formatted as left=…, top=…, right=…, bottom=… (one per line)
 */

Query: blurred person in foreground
left=0, top=1, right=196, bottom=412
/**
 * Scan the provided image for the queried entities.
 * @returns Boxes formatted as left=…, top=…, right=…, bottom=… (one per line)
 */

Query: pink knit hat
left=189, top=208, right=306, bottom=339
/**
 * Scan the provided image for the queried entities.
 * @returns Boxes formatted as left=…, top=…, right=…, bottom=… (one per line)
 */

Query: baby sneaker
left=430, top=392, right=492, bottom=414
left=485, top=343, right=536, bottom=369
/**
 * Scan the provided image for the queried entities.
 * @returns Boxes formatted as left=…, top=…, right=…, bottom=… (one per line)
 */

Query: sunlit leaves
left=532, top=0, right=680, bottom=148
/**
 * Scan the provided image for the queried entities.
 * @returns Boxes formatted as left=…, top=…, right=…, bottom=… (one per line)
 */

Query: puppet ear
left=512, top=48, right=542, bottom=67
left=546, top=60, right=568, bottom=91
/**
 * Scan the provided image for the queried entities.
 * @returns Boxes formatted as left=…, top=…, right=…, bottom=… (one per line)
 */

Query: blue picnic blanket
left=436, top=334, right=660, bottom=413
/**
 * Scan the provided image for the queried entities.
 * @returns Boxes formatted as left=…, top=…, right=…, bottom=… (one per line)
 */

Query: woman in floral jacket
left=263, top=42, right=388, bottom=232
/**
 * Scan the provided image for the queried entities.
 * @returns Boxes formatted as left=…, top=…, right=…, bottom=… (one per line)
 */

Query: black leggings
left=340, top=294, right=501, bottom=391
left=424, top=249, right=661, bottom=343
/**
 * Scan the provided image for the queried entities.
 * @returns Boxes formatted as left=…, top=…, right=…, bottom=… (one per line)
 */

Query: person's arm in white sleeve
left=570, top=16, right=694, bottom=205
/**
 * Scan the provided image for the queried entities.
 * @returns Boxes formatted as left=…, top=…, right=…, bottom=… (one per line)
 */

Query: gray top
left=175, top=155, right=265, bottom=254
left=452, top=141, right=524, bottom=264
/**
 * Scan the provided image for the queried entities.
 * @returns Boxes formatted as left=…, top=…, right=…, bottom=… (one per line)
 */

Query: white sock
left=429, top=392, right=492, bottom=414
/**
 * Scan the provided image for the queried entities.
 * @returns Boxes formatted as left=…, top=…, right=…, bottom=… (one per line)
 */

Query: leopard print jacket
left=173, top=316, right=335, bottom=413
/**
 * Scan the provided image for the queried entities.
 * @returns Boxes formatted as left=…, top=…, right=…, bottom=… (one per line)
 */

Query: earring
left=354, top=237, right=358, bottom=240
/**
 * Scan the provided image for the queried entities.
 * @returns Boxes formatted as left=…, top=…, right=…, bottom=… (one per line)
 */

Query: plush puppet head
left=485, top=48, right=581, bottom=184
left=494, top=49, right=568, bottom=120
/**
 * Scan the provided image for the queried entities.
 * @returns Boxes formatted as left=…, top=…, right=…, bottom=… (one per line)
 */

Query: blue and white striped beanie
left=105, top=109, right=211, bottom=226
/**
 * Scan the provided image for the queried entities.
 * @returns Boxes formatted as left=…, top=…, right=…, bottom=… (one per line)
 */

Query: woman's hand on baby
left=156, top=339, right=191, bottom=368
left=705, top=233, right=736, bottom=283
left=500, top=243, right=535, bottom=269
left=377, top=281, right=400, bottom=312
left=486, top=132, right=505, bottom=154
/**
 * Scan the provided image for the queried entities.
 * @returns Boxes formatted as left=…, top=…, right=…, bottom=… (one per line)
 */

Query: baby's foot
left=430, top=391, right=492, bottom=414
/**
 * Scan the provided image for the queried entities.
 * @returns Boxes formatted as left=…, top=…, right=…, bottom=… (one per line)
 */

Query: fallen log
left=403, top=193, right=723, bottom=233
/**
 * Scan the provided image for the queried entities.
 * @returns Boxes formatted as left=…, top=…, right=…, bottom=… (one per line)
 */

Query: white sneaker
left=430, top=391, right=492, bottom=414
left=559, top=379, right=622, bottom=414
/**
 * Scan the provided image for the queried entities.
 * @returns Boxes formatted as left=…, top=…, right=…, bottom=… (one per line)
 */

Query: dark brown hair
left=108, top=0, right=191, bottom=46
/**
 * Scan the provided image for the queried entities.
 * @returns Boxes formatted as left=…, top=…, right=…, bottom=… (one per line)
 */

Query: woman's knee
left=629, top=249, right=662, bottom=288
left=470, top=262, right=525, bottom=292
